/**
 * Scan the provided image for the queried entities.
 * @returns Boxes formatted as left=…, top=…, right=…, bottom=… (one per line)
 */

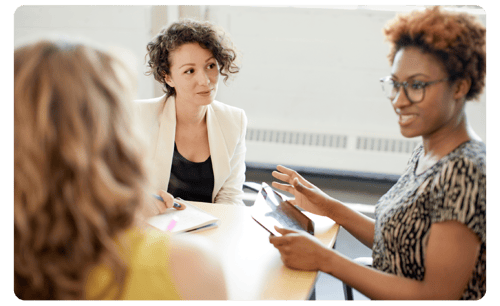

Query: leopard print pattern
left=372, top=140, right=486, bottom=299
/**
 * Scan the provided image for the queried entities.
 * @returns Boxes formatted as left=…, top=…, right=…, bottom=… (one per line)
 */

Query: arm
left=270, top=220, right=480, bottom=300
left=214, top=110, right=247, bottom=206
left=272, top=165, right=375, bottom=248
left=169, top=234, right=227, bottom=300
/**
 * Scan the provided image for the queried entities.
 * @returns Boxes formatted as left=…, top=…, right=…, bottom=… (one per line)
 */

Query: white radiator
left=245, top=128, right=420, bottom=177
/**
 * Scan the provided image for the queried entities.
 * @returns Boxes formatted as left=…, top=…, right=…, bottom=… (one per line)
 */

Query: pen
left=152, top=194, right=182, bottom=209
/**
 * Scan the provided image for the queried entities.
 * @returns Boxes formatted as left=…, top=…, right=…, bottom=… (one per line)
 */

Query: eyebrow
left=391, top=73, right=431, bottom=80
left=178, top=57, right=216, bottom=70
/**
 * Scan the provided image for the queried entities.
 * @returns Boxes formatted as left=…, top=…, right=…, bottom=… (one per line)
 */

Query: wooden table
left=186, top=202, right=340, bottom=300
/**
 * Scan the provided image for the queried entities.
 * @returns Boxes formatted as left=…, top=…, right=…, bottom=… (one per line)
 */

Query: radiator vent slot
left=356, top=137, right=420, bottom=154
left=246, top=128, right=347, bottom=149
left=246, top=128, right=421, bottom=154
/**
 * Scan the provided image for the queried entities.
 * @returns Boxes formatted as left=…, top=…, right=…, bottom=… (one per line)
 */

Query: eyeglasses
left=379, top=76, right=449, bottom=104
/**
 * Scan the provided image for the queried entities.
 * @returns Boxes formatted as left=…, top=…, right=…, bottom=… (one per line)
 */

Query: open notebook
left=147, top=200, right=218, bottom=234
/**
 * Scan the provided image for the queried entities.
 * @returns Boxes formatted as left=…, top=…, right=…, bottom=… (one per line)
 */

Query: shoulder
left=134, top=95, right=167, bottom=114
left=427, top=141, right=486, bottom=240
left=441, top=140, right=486, bottom=178
left=211, top=100, right=246, bottom=119
left=125, top=228, right=182, bottom=299
left=210, top=100, right=247, bottom=136
left=168, top=234, right=227, bottom=299
left=133, top=95, right=169, bottom=128
left=120, top=227, right=172, bottom=265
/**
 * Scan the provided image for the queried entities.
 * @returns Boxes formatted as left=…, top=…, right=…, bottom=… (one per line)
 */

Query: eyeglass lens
left=382, top=79, right=424, bottom=103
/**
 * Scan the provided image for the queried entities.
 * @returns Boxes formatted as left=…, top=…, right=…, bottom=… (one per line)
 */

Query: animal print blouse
left=372, top=140, right=486, bottom=300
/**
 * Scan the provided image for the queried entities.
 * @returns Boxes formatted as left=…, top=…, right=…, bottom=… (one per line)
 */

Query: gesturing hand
left=269, top=226, right=329, bottom=271
left=272, top=165, right=333, bottom=217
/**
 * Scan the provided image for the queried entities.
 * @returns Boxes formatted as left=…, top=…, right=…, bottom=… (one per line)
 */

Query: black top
left=167, top=143, right=214, bottom=203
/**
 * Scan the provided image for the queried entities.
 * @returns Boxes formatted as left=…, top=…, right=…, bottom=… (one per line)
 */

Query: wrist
left=315, top=245, right=336, bottom=273
left=324, top=198, right=344, bottom=224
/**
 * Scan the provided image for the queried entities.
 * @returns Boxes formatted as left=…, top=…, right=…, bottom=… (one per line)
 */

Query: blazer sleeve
left=213, top=109, right=247, bottom=206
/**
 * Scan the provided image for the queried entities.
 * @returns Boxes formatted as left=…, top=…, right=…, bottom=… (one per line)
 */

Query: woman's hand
left=272, top=165, right=335, bottom=217
left=154, top=190, right=186, bottom=215
left=269, top=226, right=331, bottom=271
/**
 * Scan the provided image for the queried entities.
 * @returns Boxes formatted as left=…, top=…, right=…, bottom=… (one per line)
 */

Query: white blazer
left=135, top=95, right=247, bottom=205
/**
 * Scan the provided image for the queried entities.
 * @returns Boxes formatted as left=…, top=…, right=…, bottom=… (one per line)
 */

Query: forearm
left=325, top=198, right=375, bottom=248
left=318, top=248, right=459, bottom=300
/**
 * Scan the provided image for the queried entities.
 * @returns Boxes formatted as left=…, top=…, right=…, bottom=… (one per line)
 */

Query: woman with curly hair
left=136, top=19, right=247, bottom=211
left=269, top=6, right=485, bottom=300
left=14, top=38, right=226, bottom=300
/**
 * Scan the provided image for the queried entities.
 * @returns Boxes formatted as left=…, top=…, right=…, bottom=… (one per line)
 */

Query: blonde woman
left=14, top=39, right=226, bottom=300
left=137, top=19, right=247, bottom=212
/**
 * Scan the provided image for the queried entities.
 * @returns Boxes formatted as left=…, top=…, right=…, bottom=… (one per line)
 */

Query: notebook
left=147, top=199, right=219, bottom=234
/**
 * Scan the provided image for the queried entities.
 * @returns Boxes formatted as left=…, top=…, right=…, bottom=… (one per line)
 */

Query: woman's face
left=165, top=42, right=219, bottom=106
left=390, top=47, right=462, bottom=139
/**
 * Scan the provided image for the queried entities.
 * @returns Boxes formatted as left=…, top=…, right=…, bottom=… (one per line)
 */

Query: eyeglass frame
left=379, top=76, right=449, bottom=104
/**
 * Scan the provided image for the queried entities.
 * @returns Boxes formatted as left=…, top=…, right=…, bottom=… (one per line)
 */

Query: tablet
left=251, top=183, right=314, bottom=236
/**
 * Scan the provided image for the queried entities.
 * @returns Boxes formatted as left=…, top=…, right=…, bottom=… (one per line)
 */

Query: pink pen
left=166, top=216, right=179, bottom=232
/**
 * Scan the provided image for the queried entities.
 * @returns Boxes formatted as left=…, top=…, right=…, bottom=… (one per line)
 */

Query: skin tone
left=152, top=42, right=220, bottom=214
left=132, top=206, right=227, bottom=299
left=169, top=234, right=227, bottom=299
left=269, top=47, right=482, bottom=299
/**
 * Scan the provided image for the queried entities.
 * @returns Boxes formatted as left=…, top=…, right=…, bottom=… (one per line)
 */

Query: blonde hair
left=14, top=39, right=147, bottom=299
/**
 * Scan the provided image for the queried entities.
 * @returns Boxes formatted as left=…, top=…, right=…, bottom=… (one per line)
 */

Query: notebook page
left=147, top=202, right=218, bottom=233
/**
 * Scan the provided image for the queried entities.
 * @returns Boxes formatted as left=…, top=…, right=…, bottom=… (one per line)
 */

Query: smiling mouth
left=399, top=114, right=417, bottom=125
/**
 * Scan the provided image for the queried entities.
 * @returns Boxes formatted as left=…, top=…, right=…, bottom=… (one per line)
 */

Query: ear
left=164, top=74, right=175, bottom=88
left=453, top=78, right=471, bottom=101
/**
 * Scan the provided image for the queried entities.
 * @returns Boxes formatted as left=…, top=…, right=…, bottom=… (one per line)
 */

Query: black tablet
left=251, top=183, right=314, bottom=236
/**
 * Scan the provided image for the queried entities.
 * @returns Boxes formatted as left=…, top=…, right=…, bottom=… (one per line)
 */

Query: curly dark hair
left=383, top=6, right=486, bottom=101
left=145, top=18, right=240, bottom=97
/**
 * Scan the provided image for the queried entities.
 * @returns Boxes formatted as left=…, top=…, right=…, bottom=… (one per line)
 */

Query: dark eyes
left=184, top=63, right=217, bottom=74
left=392, top=80, right=425, bottom=89
left=410, top=81, right=425, bottom=89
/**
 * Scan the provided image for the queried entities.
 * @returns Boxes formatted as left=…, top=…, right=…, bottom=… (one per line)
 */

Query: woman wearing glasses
left=136, top=19, right=247, bottom=212
left=269, top=7, right=485, bottom=300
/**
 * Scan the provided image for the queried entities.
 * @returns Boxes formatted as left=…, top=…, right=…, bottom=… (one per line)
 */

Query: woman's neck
left=174, top=96, right=208, bottom=126
left=421, top=114, right=478, bottom=160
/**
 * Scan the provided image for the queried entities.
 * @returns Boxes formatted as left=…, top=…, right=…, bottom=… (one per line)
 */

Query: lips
left=197, top=89, right=213, bottom=95
left=399, top=114, right=417, bottom=125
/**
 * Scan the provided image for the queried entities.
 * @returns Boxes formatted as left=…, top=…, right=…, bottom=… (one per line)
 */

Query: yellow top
left=85, top=227, right=181, bottom=300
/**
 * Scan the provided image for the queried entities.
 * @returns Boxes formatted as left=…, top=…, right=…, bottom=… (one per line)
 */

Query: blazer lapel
left=153, top=96, right=176, bottom=191
left=207, top=104, right=231, bottom=202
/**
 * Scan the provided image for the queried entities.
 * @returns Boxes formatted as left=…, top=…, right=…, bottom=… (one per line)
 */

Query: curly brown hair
left=383, top=6, right=486, bottom=101
left=145, top=18, right=240, bottom=97
left=14, top=39, right=148, bottom=299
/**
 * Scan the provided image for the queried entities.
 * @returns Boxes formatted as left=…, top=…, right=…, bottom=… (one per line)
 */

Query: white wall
left=14, top=5, right=155, bottom=101
left=210, top=6, right=486, bottom=141
left=208, top=6, right=486, bottom=176
left=14, top=5, right=487, bottom=176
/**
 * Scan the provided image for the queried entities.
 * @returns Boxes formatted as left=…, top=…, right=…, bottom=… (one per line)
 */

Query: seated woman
left=14, top=38, right=226, bottom=300
left=269, top=6, right=485, bottom=300
left=136, top=19, right=247, bottom=210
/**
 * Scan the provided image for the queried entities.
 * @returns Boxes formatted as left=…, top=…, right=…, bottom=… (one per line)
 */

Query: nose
left=391, top=86, right=411, bottom=109
left=196, top=70, right=210, bottom=86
